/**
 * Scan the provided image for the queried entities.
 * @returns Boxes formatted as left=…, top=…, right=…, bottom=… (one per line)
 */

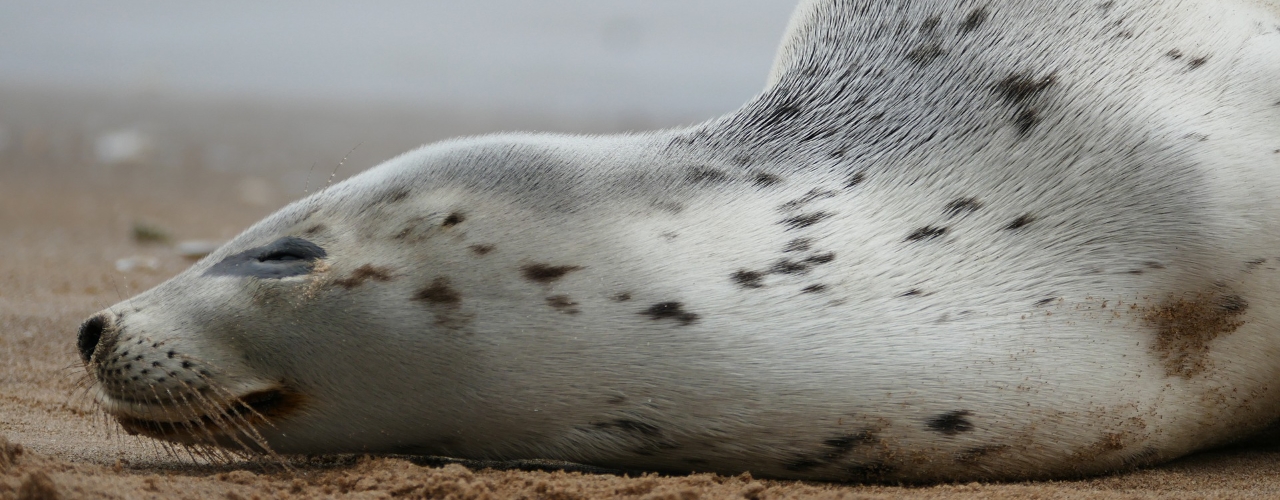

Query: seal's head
left=75, top=134, right=675, bottom=457
left=75, top=233, right=326, bottom=451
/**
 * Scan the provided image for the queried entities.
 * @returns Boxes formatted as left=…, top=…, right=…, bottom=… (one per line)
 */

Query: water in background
left=0, top=1, right=796, bottom=198
left=0, top=1, right=795, bottom=120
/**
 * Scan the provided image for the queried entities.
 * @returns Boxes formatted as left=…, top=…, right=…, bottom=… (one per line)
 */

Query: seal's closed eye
left=205, top=237, right=326, bottom=279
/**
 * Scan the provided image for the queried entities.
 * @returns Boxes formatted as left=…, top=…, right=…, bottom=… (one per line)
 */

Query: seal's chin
left=99, top=386, right=305, bottom=448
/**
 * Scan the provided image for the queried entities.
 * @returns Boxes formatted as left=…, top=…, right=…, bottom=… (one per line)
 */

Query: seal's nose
left=77, top=312, right=113, bottom=364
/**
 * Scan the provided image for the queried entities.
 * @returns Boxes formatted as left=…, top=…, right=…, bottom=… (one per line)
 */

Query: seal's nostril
left=77, top=314, right=108, bottom=364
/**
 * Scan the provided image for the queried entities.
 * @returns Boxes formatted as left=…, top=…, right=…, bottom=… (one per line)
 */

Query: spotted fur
left=76, top=0, right=1280, bottom=482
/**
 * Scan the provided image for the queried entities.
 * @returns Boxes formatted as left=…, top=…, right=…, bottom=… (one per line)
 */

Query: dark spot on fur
left=779, top=189, right=837, bottom=211
left=801, top=284, right=827, bottom=293
left=945, top=197, right=983, bottom=217
left=167, top=350, right=175, bottom=358
left=546, top=295, right=580, bottom=314
left=594, top=419, right=662, bottom=437
left=784, top=238, right=813, bottom=252
left=928, top=410, right=974, bottom=435
left=1219, top=294, right=1248, bottom=313
left=393, top=224, right=418, bottom=240
left=1188, top=56, right=1208, bottom=69
left=846, top=172, right=866, bottom=188
left=333, top=264, right=394, bottom=289
left=772, top=259, right=810, bottom=275
left=995, top=72, right=1056, bottom=103
left=902, top=289, right=924, bottom=297
left=1247, top=258, right=1267, bottom=268
left=785, top=458, right=822, bottom=472
left=442, top=213, right=465, bottom=227
left=800, top=128, right=838, bottom=143
left=643, top=302, right=699, bottom=326
left=956, top=445, right=1009, bottom=463
left=181, top=360, right=192, bottom=369
left=1143, top=291, right=1248, bottom=377
left=753, top=173, right=782, bottom=187
left=612, top=292, right=632, bottom=302
left=1128, top=269, right=1145, bottom=275
left=906, top=42, right=945, bottom=64
left=687, top=167, right=729, bottom=185
left=469, top=244, right=495, bottom=256
left=151, top=361, right=161, bottom=368
left=415, top=277, right=461, bottom=306
left=905, top=226, right=947, bottom=242
left=824, top=431, right=876, bottom=455
left=781, top=212, right=833, bottom=230
left=1013, top=108, right=1042, bottom=134
left=844, top=462, right=897, bottom=481
left=651, top=200, right=684, bottom=214
left=959, top=7, right=988, bottom=33
left=732, top=270, right=765, bottom=289
left=1166, top=49, right=1183, bottom=59
left=384, top=188, right=411, bottom=204
left=1005, top=214, right=1035, bottom=230
left=766, top=104, right=803, bottom=126
left=303, top=224, right=326, bottom=236
left=522, top=264, right=584, bottom=284
left=920, top=15, right=941, bottom=33
left=805, top=252, right=835, bottom=265
left=1034, top=297, right=1057, bottom=307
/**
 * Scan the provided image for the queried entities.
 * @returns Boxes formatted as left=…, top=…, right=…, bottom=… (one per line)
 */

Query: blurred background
left=0, top=1, right=795, bottom=192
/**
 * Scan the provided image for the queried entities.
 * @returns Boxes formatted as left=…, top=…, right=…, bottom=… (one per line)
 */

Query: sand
left=4, top=87, right=1280, bottom=499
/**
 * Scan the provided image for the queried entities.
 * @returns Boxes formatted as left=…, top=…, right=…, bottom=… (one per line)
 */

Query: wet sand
left=4, top=87, right=1280, bottom=499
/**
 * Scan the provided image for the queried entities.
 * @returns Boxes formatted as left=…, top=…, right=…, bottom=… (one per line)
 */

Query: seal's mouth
left=112, top=387, right=305, bottom=446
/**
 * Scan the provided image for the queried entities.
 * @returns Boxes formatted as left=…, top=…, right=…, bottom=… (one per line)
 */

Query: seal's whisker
left=191, top=377, right=279, bottom=459
left=167, top=386, right=225, bottom=451
left=178, top=386, right=237, bottom=443
left=326, top=142, right=361, bottom=190
left=179, top=379, right=261, bottom=453
left=303, top=162, right=317, bottom=195
left=145, top=384, right=186, bottom=444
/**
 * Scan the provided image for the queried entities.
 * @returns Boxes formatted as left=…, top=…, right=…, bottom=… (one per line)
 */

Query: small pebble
left=94, top=128, right=154, bottom=165
left=115, top=256, right=159, bottom=273
left=131, top=221, right=171, bottom=244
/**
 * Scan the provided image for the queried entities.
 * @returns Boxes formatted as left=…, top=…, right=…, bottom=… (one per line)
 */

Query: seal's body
left=77, top=0, right=1280, bottom=481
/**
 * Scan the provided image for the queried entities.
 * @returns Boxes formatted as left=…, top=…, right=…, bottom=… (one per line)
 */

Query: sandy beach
left=5, top=86, right=1280, bottom=499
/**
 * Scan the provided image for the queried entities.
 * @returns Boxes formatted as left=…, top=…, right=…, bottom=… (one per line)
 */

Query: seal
left=75, top=0, right=1280, bottom=482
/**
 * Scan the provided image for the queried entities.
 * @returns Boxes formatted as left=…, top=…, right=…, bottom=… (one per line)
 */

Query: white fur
left=81, top=0, right=1280, bottom=481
